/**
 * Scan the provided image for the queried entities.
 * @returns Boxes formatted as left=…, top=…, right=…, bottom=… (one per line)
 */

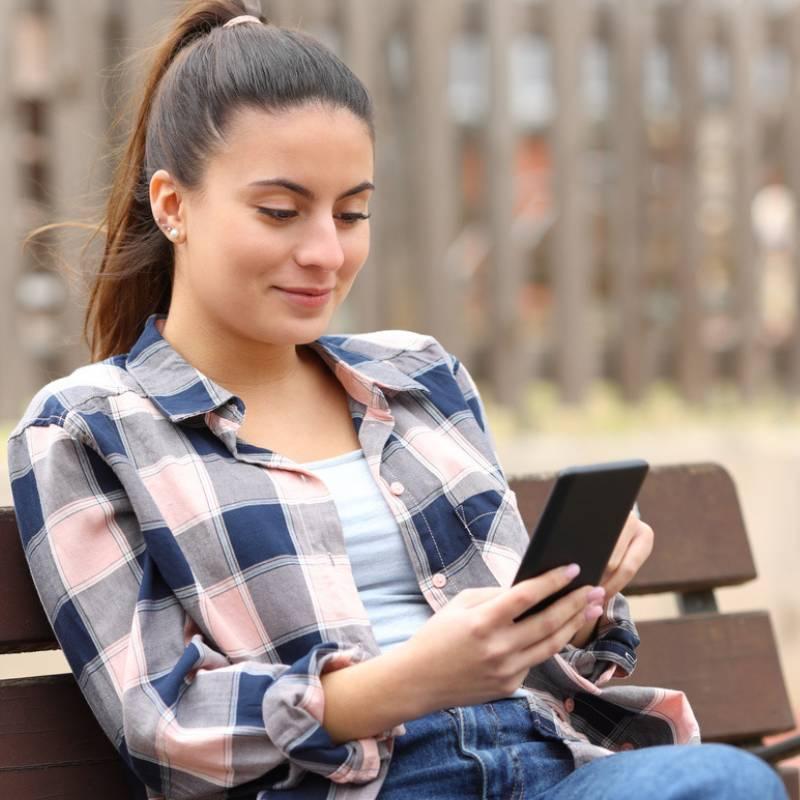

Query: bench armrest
left=748, top=734, right=800, bottom=764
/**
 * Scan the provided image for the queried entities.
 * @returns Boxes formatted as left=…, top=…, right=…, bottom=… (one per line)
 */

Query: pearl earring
left=168, top=227, right=180, bottom=240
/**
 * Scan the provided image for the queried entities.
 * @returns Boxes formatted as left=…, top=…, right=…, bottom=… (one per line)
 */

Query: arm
left=7, top=419, right=402, bottom=799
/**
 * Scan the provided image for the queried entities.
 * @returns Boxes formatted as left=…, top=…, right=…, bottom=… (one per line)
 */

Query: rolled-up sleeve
left=8, top=418, right=401, bottom=800
left=559, top=591, right=640, bottom=684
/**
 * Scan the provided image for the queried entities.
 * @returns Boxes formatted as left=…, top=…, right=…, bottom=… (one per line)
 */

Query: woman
left=7, top=2, right=787, bottom=799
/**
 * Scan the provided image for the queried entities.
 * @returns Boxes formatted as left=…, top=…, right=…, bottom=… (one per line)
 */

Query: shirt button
left=564, top=697, right=575, bottom=713
left=432, top=572, right=447, bottom=588
left=389, top=481, right=405, bottom=495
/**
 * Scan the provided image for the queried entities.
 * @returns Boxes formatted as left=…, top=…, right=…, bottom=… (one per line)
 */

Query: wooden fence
left=3, top=0, right=800, bottom=419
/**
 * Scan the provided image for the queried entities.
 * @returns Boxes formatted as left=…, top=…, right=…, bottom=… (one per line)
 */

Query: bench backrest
left=1, top=462, right=796, bottom=799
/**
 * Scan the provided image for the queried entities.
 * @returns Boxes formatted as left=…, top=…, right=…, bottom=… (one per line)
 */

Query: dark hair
left=39, top=0, right=374, bottom=361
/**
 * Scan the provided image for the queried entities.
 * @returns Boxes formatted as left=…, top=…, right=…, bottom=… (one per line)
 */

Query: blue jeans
left=378, top=697, right=788, bottom=799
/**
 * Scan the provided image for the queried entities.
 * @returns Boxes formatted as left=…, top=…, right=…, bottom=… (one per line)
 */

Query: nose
left=292, top=213, right=346, bottom=272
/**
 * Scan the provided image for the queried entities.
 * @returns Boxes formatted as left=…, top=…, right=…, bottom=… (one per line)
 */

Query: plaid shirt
left=7, top=314, right=699, bottom=800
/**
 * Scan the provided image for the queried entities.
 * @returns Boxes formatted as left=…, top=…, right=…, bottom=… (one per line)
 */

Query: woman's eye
left=336, top=212, right=372, bottom=224
left=257, top=208, right=298, bottom=221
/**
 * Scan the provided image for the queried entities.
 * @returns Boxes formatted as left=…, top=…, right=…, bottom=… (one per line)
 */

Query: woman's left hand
left=568, top=513, right=654, bottom=648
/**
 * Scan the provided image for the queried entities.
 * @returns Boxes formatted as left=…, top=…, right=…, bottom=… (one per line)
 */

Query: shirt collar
left=125, top=314, right=428, bottom=423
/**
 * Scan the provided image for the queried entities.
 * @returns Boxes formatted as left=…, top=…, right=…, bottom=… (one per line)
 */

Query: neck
left=158, top=310, right=314, bottom=399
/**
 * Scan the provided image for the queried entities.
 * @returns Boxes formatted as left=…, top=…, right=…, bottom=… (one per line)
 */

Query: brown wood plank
left=609, top=612, right=795, bottom=743
left=509, top=462, right=756, bottom=594
left=728, top=0, right=765, bottom=399
left=0, top=507, right=58, bottom=652
left=409, top=0, right=460, bottom=345
left=0, top=675, right=118, bottom=769
left=0, top=760, right=138, bottom=800
left=675, top=0, right=709, bottom=402
left=610, top=0, right=649, bottom=402
left=633, top=462, right=756, bottom=592
left=551, top=0, right=594, bottom=403
left=486, top=0, right=524, bottom=410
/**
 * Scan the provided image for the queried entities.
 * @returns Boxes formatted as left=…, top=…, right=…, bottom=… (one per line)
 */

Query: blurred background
left=0, top=0, right=798, bottom=737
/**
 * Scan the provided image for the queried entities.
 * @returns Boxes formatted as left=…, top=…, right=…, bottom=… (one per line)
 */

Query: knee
left=686, top=744, right=786, bottom=800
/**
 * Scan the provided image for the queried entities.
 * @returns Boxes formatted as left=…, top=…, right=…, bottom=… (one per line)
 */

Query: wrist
left=386, top=638, right=441, bottom=717
left=319, top=641, right=433, bottom=744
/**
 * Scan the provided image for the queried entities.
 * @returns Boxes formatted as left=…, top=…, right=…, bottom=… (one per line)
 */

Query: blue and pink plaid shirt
left=7, top=314, right=699, bottom=800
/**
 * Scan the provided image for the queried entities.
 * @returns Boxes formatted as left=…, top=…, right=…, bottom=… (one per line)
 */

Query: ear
left=149, top=169, right=186, bottom=240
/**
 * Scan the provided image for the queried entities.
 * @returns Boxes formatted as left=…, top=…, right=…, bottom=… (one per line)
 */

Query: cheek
left=342, top=228, right=370, bottom=277
left=217, top=229, right=288, bottom=289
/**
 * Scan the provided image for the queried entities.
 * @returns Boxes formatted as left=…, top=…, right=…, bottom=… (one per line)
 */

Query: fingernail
left=585, top=604, right=603, bottom=621
left=563, top=563, right=580, bottom=579
left=586, top=587, right=606, bottom=603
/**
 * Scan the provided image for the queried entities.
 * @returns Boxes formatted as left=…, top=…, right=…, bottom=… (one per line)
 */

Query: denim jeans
left=377, top=697, right=789, bottom=800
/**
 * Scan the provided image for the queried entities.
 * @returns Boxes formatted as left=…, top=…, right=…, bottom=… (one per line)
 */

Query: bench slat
left=0, top=675, right=121, bottom=769
left=0, top=463, right=758, bottom=648
left=610, top=612, right=795, bottom=742
left=0, top=508, right=57, bottom=652
left=0, top=762, right=136, bottom=800
left=510, top=462, right=757, bottom=594
left=3, top=613, right=791, bottom=755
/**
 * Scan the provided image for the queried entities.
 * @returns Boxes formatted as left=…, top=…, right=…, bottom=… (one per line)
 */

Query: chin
left=274, top=318, right=333, bottom=345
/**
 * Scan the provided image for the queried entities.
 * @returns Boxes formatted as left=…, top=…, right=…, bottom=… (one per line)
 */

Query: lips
left=277, top=287, right=334, bottom=296
left=273, top=286, right=333, bottom=309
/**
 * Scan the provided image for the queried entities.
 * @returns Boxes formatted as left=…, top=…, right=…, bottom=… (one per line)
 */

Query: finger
left=603, top=522, right=654, bottom=597
left=605, top=513, right=638, bottom=575
left=489, top=564, right=582, bottom=624
left=512, top=602, right=597, bottom=672
left=507, top=583, right=601, bottom=652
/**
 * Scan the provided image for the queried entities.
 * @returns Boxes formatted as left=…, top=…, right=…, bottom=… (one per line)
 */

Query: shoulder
left=8, top=356, right=143, bottom=441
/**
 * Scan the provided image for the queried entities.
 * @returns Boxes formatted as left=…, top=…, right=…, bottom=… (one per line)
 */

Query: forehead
left=205, top=104, right=374, bottom=188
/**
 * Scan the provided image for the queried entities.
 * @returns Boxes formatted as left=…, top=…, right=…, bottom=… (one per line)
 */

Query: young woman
left=7, top=2, right=787, bottom=799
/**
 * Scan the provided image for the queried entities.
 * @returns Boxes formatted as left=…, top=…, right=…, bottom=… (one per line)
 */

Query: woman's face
left=157, top=103, right=374, bottom=346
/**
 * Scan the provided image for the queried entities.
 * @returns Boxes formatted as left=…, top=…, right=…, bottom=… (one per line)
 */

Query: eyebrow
left=245, top=178, right=375, bottom=200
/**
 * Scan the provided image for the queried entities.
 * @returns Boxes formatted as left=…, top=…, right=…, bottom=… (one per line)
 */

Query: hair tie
left=223, top=15, right=261, bottom=28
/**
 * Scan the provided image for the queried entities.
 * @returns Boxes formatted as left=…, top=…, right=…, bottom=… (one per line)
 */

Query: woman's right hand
left=400, top=564, right=605, bottom=711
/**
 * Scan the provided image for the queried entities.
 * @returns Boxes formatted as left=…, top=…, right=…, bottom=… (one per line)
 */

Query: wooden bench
left=1, top=462, right=798, bottom=798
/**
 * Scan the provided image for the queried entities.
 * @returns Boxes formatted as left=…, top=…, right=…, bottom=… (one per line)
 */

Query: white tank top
left=300, top=448, right=433, bottom=652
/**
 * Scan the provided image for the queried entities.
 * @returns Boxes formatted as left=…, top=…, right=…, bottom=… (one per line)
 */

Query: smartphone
left=511, top=459, right=649, bottom=622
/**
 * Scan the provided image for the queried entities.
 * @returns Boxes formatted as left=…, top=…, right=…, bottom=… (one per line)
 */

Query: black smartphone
left=512, top=459, right=649, bottom=622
